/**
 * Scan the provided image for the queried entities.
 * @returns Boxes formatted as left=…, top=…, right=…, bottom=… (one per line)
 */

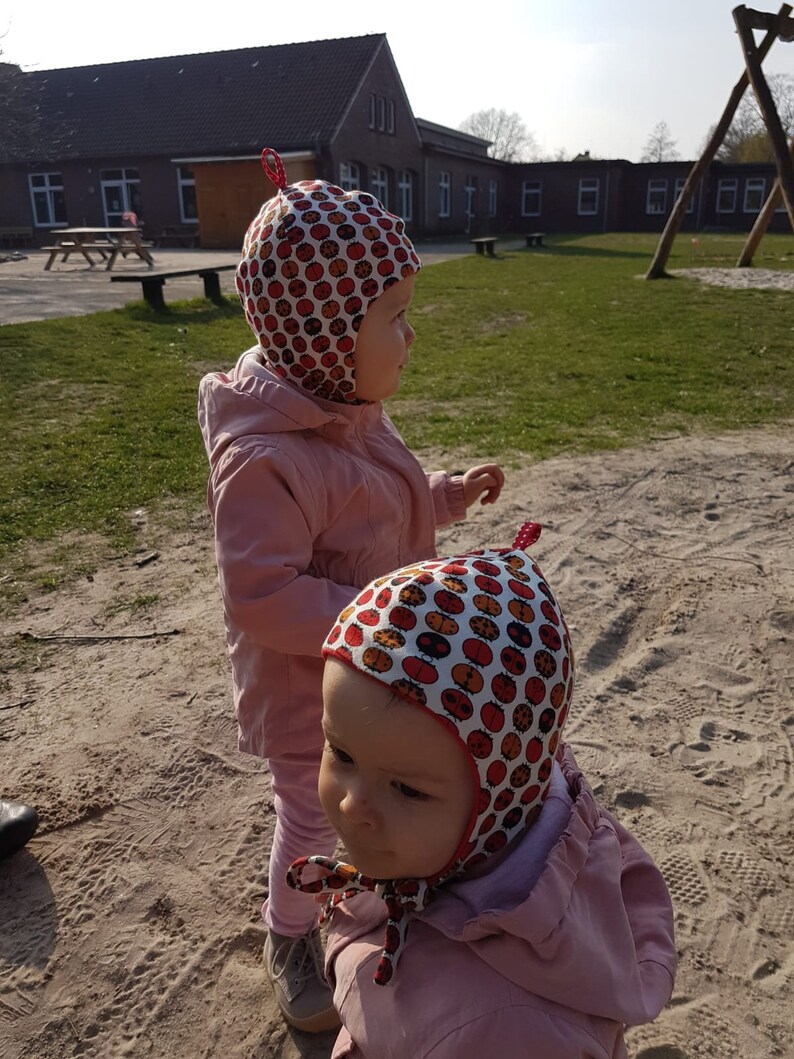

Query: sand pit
left=1, top=425, right=792, bottom=1058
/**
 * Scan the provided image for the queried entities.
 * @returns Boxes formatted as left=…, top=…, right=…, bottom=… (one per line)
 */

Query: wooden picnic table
left=43, top=227, right=156, bottom=271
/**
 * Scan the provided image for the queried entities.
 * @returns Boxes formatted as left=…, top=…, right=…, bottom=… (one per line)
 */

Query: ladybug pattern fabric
left=288, top=523, right=575, bottom=985
left=286, top=857, right=426, bottom=986
left=236, top=147, right=422, bottom=404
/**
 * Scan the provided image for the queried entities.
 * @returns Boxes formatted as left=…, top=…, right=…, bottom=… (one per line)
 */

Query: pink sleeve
left=209, top=440, right=357, bottom=656
left=426, top=471, right=467, bottom=528
left=378, top=410, right=465, bottom=528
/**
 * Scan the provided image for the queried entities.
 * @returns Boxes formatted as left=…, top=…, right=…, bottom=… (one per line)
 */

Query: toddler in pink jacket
left=197, top=148, right=503, bottom=1032
left=289, top=524, right=676, bottom=1057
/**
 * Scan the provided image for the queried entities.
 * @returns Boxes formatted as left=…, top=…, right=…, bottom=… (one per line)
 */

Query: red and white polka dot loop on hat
left=236, top=147, right=422, bottom=404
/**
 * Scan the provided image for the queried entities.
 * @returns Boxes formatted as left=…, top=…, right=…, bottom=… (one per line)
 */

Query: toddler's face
left=353, top=274, right=416, bottom=402
left=319, top=659, right=474, bottom=880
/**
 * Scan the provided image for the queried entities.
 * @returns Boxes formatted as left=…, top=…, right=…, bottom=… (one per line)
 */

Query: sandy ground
left=671, top=267, right=794, bottom=292
left=1, top=422, right=792, bottom=1059
left=1, top=262, right=793, bottom=1057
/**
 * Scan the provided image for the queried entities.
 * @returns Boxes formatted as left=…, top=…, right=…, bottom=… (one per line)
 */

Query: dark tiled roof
left=11, top=35, right=383, bottom=162
left=416, top=118, right=491, bottom=147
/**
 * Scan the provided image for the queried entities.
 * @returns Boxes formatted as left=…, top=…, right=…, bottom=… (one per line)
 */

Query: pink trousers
left=262, top=748, right=338, bottom=936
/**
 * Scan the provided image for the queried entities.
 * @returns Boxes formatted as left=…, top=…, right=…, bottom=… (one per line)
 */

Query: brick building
left=0, top=34, right=789, bottom=247
left=510, top=158, right=790, bottom=235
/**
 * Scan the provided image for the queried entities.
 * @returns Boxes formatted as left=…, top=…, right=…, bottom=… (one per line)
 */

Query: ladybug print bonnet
left=236, top=148, right=422, bottom=404
left=288, top=523, right=575, bottom=985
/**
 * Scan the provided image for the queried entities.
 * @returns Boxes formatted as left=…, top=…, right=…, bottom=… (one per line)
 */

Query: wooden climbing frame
left=647, top=3, right=794, bottom=279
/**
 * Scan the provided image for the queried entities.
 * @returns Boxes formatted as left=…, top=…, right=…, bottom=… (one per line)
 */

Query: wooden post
left=734, top=6, right=794, bottom=233
left=738, top=5, right=794, bottom=36
left=737, top=137, right=794, bottom=266
left=645, top=2, right=791, bottom=280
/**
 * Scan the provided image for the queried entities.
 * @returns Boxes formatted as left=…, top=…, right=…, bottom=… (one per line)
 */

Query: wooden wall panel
left=195, top=159, right=316, bottom=248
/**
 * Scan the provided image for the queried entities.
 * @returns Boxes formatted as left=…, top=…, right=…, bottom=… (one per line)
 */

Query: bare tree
left=709, top=72, right=794, bottom=163
left=640, top=121, right=680, bottom=162
left=0, top=56, right=44, bottom=161
left=459, top=108, right=540, bottom=162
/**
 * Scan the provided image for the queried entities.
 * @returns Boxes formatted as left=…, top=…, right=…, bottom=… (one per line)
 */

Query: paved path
left=0, top=249, right=241, bottom=326
left=0, top=240, right=524, bottom=326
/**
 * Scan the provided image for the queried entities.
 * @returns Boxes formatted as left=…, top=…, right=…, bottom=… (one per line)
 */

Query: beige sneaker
left=264, top=928, right=341, bottom=1033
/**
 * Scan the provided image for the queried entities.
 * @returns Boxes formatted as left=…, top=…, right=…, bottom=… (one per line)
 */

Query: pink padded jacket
left=324, top=746, right=676, bottom=1059
left=198, top=348, right=466, bottom=759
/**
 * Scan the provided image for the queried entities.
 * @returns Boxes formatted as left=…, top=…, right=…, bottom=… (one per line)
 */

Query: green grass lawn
left=1, top=231, right=792, bottom=594
left=394, top=231, right=794, bottom=455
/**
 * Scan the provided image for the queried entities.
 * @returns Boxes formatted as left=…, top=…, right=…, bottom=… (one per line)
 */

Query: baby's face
left=319, top=659, right=474, bottom=880
left=353, top=273, right=416, bottom=402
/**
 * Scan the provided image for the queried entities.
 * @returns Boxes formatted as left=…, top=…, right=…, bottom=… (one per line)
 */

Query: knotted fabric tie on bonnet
left=288, top=521, right=575, bottom=985
left=286, top=858, right=431, bottom=986
left=236, top=147, right=422, bottom=404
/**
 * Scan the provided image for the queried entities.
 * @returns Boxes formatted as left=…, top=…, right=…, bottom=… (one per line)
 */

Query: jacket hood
left=235, top=148, right=421, bottom=405
left=324, top=745, right=674, bottom=1025
left=420, top=744, right=676, bottom=1026
left=197, top=347, right=379, bottom=467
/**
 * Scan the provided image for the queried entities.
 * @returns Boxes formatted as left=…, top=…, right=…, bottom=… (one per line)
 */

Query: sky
left=2, top=0, right=794, bottom=162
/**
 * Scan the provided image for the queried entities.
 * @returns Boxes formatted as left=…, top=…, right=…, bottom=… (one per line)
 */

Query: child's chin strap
left=287, top=855, right=434, bottom=985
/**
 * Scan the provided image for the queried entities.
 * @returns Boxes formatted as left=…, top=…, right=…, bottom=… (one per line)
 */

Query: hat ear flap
left=511, top=522, right=542, bottom=552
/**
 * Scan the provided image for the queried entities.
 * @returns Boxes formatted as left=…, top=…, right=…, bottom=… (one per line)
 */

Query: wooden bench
left=524, top=232, right=546, bottom=248
left=0, top=226, right=34, bottom=248
left=110, top=264, right=236, bottom=309
left=470, top=236, right=498, bottom=257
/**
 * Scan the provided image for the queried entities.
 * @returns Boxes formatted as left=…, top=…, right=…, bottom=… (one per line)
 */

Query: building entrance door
left=100, top=169, right=141, bottom=226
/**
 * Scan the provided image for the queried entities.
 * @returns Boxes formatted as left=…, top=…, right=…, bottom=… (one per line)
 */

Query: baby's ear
left=511, top=522, right=542, bottom=554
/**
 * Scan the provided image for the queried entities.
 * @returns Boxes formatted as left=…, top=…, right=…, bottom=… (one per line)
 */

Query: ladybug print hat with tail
left=288, top=522, right=575, bottom=985
left=236, top=148, right=422, bottom=404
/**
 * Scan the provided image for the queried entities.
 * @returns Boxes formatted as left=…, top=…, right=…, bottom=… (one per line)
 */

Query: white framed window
left=378, top=97, right=386, bottom=132
left=100, top=167, right=141, bottom=226
left=488, top=178, right=498, bottom=217
left=438, top=171, right=451, bottom=218
left=369, top=94, right=376, bottom=130
left=387, top=100, right=395, bottom=135
left=646, top=179, right=667, bottom=215
left=177, top=166, right=198, bottom=223
left=29, top=172, right=67, bottom=226
left=578, top=178, right=599, bottom=215
left=716, top=179, right=737, bottom=213
left=371, top=166, right=388, bottom=207
left=743, top=177, right=766, bottom=212
left=674, top=177, right=695, bottom=214
left=339, top=162, right=360, bottom=192
left=398, top=170, right=413, bottom=221
left=521, top=180, right=541, bottom=217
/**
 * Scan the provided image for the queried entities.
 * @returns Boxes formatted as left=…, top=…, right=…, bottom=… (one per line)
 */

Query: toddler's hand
left=461, top=463, right=505, bottom=508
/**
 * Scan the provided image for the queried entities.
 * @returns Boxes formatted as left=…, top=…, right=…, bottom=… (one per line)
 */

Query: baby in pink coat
left=198, top=148, right=503, bottom=1032
left=289, top=525, right=676, bottom=1057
